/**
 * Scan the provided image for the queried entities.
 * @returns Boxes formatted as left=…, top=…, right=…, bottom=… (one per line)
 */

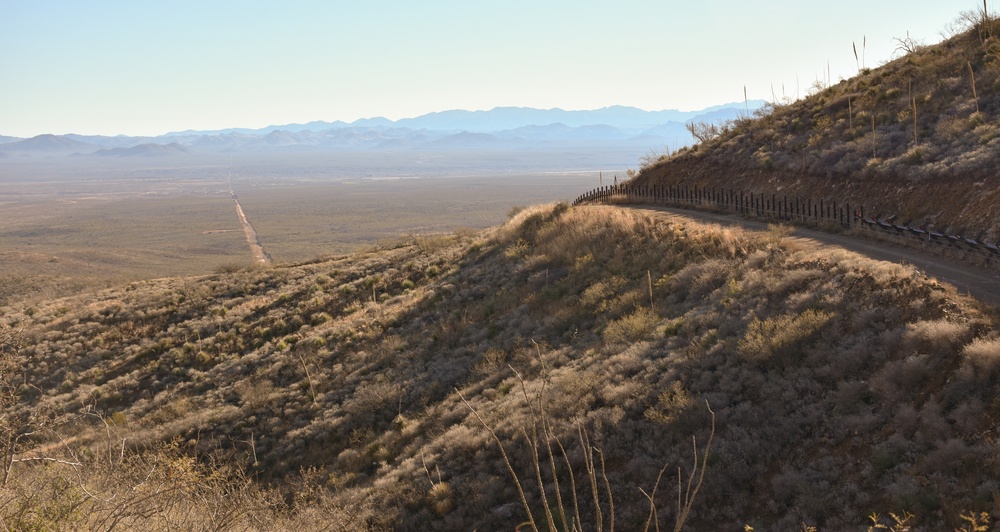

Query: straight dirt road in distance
left=228, top=176, right=272, bottom=266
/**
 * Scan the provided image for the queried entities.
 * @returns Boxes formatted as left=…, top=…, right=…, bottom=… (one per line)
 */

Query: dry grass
left=635, top=10, right=1000, bottom=242
left=0, top=203, right=997, bottom=529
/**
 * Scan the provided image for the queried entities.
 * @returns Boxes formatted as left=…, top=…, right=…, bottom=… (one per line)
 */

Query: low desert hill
left=2, top=203, right=998, bottom=530
left=634, top=10, right=1000, bottom=241
left=91, top=143, right=190, bottom=158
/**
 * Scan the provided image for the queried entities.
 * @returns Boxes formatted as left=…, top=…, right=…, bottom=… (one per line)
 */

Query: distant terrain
left=4, top=7, right=1000, bottom=532
left=0, top=172, right=598, bottom=305
left=0, top=103, right=762, bottom=159
left=0, top=102, right=760, bottom=305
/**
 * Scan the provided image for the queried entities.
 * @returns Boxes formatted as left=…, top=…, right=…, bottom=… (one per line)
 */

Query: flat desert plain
left=0, top=155, right=605, bottom=304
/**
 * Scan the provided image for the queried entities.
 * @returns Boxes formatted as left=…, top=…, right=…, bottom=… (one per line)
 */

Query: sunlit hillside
left=2, top=203, right=998, bottom=530
left=636, top=8, right=1000, bottom=241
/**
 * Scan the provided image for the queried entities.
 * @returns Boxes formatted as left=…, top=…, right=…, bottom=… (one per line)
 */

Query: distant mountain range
left=0, top=102, right=765, bottom=158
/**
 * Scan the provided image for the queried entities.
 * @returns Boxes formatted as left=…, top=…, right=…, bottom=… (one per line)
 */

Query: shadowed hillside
left=634, top=8, right=1000, bottom=241
left=2, top=203, right=998, bottom=530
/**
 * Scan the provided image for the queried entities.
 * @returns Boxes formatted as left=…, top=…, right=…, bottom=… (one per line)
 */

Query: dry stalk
left=458, top=388, right=538, bottom=532
left=642, top=463, right=671, bottom=532
left=296, top=352, right=317, bottom=404
left=528, top=341, right=574, bottom=531
left=513, top=366, right=557, bottom=532
left=674, top=401, right=715, bottom=532
left=554, top=435, right=583, bottom=531
left=871, top=113, right=877, bottom=159
left=460, top=364, right=714, bottom=531
left=596, top=448, right=614, bottom=532
left=420, top=449, right=436, bottom=489
left=540, top=414, right=569, bottom=531
left=648, top=270, right=654, bottom=309
left=578, top=425, right=603, bottom=532
left=968, top=62, right=980, bottom=114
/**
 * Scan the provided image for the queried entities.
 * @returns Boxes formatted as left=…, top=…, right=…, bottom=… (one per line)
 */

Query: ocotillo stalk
left=969, top=62, right=980, bottom=114
left=871, top=113, right=876, bottom=159
left=648, top=270, right=653, bottom=309
left=848, top=96, right=853, bottom=129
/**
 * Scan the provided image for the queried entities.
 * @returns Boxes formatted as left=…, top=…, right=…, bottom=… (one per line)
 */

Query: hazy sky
left=1, top=1, right=972, bottom=137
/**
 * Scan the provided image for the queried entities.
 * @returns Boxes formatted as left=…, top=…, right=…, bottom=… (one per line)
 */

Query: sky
left=0, top=1, right=975, bottom=137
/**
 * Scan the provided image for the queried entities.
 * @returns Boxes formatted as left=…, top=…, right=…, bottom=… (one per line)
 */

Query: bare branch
left=10, top=456, right=82, bottom=467
left=673, top=401, right=715, bottom=532
left=642, top=462, right=671, bottom=532
left=458, top=387, right=538, bottom=532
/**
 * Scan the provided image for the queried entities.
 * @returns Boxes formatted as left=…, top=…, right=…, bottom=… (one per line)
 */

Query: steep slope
left=634, top=14, right=1000, bottom=241
left=2, top=204, right=998, bottom=530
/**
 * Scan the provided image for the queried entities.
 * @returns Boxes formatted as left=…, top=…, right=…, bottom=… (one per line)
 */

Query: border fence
left=572, top=183, right=1000, bottom=259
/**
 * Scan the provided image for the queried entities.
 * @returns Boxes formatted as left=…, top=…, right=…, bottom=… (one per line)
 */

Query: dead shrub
left=959, top=337, right=1000, bottom=385
left=672, top=259, right=733, bottom=299
left=900, top=319, right=970, bottom=354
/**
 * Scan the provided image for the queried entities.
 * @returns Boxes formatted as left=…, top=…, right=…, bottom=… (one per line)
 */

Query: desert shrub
left=580, top=276, right=627, bottom=309
left=603, top=307, right=658, bottom=344
left=739, top=309, right=835, bottom=363
left=413, top=234, right=454, bottom=255
left=957, top=337, right=1000, bottom=386
left=644, top=380, right=694, bottom=425
left=474, top=347, right=507, bottom=376
left=6, top=200, right=1000, bottom=530
left=672, top=258, right=733, bottom=299
left=504, top=238, right=530, bottom=259
left=900, top=319, right=970, bottom=353
left=872, top=354, right=936, bottom=403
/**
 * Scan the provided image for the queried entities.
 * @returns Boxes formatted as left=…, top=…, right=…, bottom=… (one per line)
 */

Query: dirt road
left=227, top=178, right=272, bottom=266
left=621, top=205, right=1000, bottom=307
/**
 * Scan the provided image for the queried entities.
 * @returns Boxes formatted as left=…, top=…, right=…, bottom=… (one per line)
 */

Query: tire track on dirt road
left=227, top=176, right=272, bottom=266
left=613, top=205, right=1000, bottom=307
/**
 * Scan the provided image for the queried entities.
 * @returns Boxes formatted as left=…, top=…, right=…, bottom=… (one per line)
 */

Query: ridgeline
left=635, top=11, right=1000, bottom=242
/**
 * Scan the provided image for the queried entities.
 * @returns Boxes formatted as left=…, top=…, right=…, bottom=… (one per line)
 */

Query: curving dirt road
left=616, top=205, right=1000, bottom=307
left=227, top=177, right=272, bottom=266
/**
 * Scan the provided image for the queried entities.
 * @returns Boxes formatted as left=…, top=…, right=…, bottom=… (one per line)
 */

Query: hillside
left=634, top=11, right=1000, bottom=241
left=2, top=203, right=999, bottom=530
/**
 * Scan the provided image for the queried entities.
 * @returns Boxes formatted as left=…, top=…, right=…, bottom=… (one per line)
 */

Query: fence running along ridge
left=572, top=183, right=1000, bottom=258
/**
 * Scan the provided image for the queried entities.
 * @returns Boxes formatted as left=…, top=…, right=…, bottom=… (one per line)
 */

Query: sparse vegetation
left=1, top=203, right=997, bottom=529
left=11, top=6, right=1000, bottom=530
left=636, top=5, right=1000, bottom=241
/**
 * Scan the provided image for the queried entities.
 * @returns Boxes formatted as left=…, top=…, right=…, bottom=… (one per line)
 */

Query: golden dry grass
left=1, top=203, right=997, bottom=530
